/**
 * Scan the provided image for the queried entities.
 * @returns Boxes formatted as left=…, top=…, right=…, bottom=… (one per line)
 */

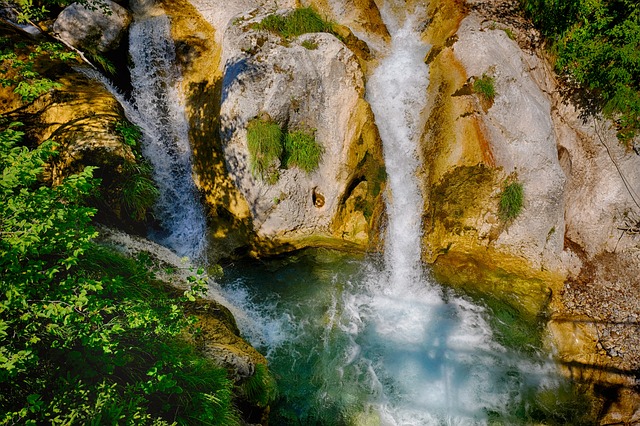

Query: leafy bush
left=284, top=130, right=323, bottom=173
left=0, top=124, right=240, bottom=425
left=116, top=120, right=142, bottom=148
left=246, top=118, right=323, bottom=183
left=253, top=7, right=335, bottom=39
left=499, top=178, right=524, bottom=222
left=473, top=73, right=496, bottom=102
left=8, top=0, right=109, bottom=22
left=247, top=118, right=284, bottom=184
left=520, top=0, right=640, bottom=140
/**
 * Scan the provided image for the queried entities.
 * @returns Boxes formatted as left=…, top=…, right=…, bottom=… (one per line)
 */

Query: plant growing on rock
left=283, top=129, right=323, bottom=173
left=498, top=177, right=524, bottom=222
left=246, top=118, right=324, bottom=183
left=247, top=117, right=284, bottom=184
left=0, top=39, right=79, bottom=102
left=0, top=123, right=246, bottom=425
left=520, top=0, right=640, bottom=141
left=473, top=73, right=496, bottom=102
left=253, top=7, right=336, bottom=40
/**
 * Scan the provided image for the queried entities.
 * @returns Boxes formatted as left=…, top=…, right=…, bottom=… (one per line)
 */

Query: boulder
left=213, top=9, right=385, bottom=254
left=53, top=0, right=132, bottom=53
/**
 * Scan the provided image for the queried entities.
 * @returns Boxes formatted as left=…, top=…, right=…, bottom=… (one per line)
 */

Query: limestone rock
left=452, top=14, right=566, bottom=271
left=54, top=0, right=132, bottom=53
left=216, top=10, right=385, bottom=253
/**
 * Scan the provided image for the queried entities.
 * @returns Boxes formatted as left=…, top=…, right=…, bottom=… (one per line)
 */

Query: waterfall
left=125, top=0, right=207, bottom=261
left=83, top=0, right=207, bottom=260
left=218, top=2, right=563, bottom=424
left=367, top=6, right=429, bottom=292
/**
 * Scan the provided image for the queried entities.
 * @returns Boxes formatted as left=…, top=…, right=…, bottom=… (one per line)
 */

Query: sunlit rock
left=53, top=0, right=132, bottom=53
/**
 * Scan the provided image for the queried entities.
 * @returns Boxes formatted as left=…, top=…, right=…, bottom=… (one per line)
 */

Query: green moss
left=301, top=39, right=318, bottom=50
left=430, top=165, right=496, bottom=234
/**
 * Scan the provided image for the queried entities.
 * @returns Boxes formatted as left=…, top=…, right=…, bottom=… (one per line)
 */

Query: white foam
left=126, top=2, right=207, bottom=260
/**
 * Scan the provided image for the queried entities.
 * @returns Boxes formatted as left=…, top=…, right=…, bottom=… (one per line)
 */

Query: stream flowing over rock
left=4, top=0, right=640, bottom=422
left=152, top=0, right=640, bottom=420
left=420, top=0, right=640, bottom=421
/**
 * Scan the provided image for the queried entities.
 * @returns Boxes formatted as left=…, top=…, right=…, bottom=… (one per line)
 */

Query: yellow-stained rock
left=160, top=0, right=254, bottom=260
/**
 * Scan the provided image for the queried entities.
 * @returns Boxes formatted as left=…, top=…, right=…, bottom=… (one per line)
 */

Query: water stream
left=217, top=3, right=574, bottom=425
left=88, top=0, right=207, bottom=260
left=89, top=1, right=584, bottom=423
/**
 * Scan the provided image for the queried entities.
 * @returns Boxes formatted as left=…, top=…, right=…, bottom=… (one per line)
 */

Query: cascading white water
left=367, top=7, right=429, bottom=291
left=122, top=0, right=207, bottom=260
left=83, top=0, right=206, bottom=260
left=218, top=2, right=567, bottom=425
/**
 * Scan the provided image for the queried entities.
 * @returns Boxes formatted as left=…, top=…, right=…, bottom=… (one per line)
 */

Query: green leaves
left=253, top=7, right=336, bottom=40
left=0, top=126, right=240, bottom=425
left=246, top=117, right=323, bottom=184
left=521, top=0, right=640, bottom=140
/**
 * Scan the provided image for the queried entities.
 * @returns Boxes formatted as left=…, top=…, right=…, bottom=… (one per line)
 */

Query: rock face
left=169, top=2, right=386, bottom=256
left=219, top=17, right=383, bottom=252
left=0, top=21, right=146, bottom=231
left=53, top=0, right=132, bottom=53
left=421, top=0, right=640, bottom=421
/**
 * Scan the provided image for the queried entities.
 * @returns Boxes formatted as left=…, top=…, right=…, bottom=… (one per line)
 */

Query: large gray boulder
left=53, top=0, right=132, bottom=53
left=216, top=10, right=385, bottom=251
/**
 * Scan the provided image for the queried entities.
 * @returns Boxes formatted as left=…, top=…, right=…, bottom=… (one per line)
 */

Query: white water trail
left=81, top=0, right=207, bottom=260
left=367, top=6, right=430, bottom=291
left=207, top=1, right=563, bottom=424
left=122, top=0, right=207, bottom=260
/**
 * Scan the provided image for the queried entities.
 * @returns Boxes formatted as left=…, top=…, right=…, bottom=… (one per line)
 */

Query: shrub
left=474, top=73, right=496, bottom=102
left=519, top=0, right=640, bottom=141
left=253, top=7, right=335, bottom=39
left=284, top=129, right=323, bottom=173
left=0, top=39, right=77, bottom=102
left=0, top=124, right=241, bottom=425
left=499, top=179, right=524, bottom=222
left=115, top=120, right=142, bottom=148
left=120, top=160, right=159, bottom=221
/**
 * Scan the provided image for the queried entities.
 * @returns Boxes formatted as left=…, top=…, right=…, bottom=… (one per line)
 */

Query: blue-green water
left=218, top=249, right=590, bottom=425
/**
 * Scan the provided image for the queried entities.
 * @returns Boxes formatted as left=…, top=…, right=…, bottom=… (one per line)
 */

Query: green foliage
left=8, top=0, right=110, bottom=23
left=283, top=130, right=323, bottom=173
left=246, top=118, right=323, bottom=183
left=116, top=120, right=142, bottom=148
left=120, top=161, right=160, bottom=221
left=473, top=73, right=496, bottom=102
left=246, top=118, right=284, bottom=184
left=0, top=38, right=78, bottom=102
left=0, top=124, right=240, bottom=425
left=520, top=0, right=640, bottom=140
left=87, top=51, right=117, bottom=76
left=253, top=7, right=335, bottom=39
left=498, top=178, right=524, bottom=222
left=241, top=363, right=278, bottom=408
